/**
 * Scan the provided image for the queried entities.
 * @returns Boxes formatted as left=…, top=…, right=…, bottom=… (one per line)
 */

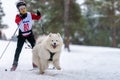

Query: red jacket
left=15, top=13, right=41, bottom=25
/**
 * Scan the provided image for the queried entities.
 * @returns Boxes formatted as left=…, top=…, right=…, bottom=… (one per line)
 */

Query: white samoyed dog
left=32, top=33, right=63, bottom=74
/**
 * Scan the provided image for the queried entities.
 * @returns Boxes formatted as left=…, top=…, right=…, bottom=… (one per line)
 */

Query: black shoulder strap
left=48, top=52, right=55, bottom=61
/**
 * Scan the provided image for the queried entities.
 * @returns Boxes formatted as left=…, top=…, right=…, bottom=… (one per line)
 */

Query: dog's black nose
left=54, top=43, right=56, bottom=45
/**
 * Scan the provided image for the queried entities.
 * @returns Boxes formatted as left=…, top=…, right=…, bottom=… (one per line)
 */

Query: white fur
left=32, top=33, right=63, bottom=74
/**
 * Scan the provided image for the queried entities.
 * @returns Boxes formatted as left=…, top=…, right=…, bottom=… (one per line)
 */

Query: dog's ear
left=57, top=33, right=64, bottom=45
left=49, top=33, right=52, bottom=37
left=57, top=33, right=61, bottom=37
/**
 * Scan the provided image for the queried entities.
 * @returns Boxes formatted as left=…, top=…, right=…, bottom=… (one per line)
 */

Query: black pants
left=12, top=34, right=35, bottom=65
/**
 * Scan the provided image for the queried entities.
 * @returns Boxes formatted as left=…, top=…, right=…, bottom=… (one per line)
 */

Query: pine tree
left=0, top=0, right=7, bottom=29
left=83, top=0, right=120, bottom=47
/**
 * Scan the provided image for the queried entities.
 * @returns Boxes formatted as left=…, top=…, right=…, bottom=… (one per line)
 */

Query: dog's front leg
left=53, top=59, right=61, bottom=70
left=39, top=60, right=47, bottom=74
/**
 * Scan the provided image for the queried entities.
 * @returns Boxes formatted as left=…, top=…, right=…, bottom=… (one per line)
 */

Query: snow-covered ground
left=0, top=40, right=120, bottom=80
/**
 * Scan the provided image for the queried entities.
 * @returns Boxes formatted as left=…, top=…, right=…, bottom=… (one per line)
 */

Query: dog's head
left=46, top=33, right=63, bottom=52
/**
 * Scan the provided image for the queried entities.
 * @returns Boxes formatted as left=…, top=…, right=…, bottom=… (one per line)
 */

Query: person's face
left=19, top=5, right=27, bottom=14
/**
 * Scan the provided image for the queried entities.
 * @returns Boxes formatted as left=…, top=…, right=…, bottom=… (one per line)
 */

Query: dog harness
left=48, top=51, right=55, bottom=61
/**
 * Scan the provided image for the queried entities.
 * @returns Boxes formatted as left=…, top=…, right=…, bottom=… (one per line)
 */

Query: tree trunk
left=64, top=0, right=70, bottom=52
left=112, top=26, right=116, bottom=47
left=111, top=0, right=116, bottom=47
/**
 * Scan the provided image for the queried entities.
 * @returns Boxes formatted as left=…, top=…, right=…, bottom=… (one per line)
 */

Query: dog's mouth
left=51, top=43, right=57, bottom=49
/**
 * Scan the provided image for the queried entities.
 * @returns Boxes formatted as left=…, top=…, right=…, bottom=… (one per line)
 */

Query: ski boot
left=10, top=61, right=18, bottom=71
left=10, top=64, right=17, bottom=71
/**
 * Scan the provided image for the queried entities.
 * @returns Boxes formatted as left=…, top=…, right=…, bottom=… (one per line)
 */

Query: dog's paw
left=39, top=71, right=45, bottom=74
left=57, top=67, right=61, bottom=70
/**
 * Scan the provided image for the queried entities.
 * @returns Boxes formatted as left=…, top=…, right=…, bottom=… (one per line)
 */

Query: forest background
left=0, top=0, right=120, bottom=51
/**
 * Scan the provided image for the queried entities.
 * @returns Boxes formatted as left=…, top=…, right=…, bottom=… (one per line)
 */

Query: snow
left=0, top=40, right=120, bottom=80
left=76, top=0, right=84, bottom=5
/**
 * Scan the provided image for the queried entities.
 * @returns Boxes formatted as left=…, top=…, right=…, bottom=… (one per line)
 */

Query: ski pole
left=0, top=28, right=18, bottom=60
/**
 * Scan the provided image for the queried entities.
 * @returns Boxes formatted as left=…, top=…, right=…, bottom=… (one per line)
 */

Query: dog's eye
left=52, top=40, right=54, bottom=42
left=56, top=40, right=58, bottom=42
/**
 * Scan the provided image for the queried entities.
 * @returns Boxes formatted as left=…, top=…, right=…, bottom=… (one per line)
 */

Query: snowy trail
left=1, top=40, right=120, bottom=80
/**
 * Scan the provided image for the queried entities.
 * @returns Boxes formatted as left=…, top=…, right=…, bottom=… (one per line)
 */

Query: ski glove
left=36, top=10, right=41, bottom=16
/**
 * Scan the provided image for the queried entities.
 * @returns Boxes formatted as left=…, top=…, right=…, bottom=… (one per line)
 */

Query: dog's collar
left=48, top=50, right=55, bottom=61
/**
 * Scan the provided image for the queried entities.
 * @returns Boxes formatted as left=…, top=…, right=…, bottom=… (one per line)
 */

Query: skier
left=11, top=1, right=41, bottom=71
